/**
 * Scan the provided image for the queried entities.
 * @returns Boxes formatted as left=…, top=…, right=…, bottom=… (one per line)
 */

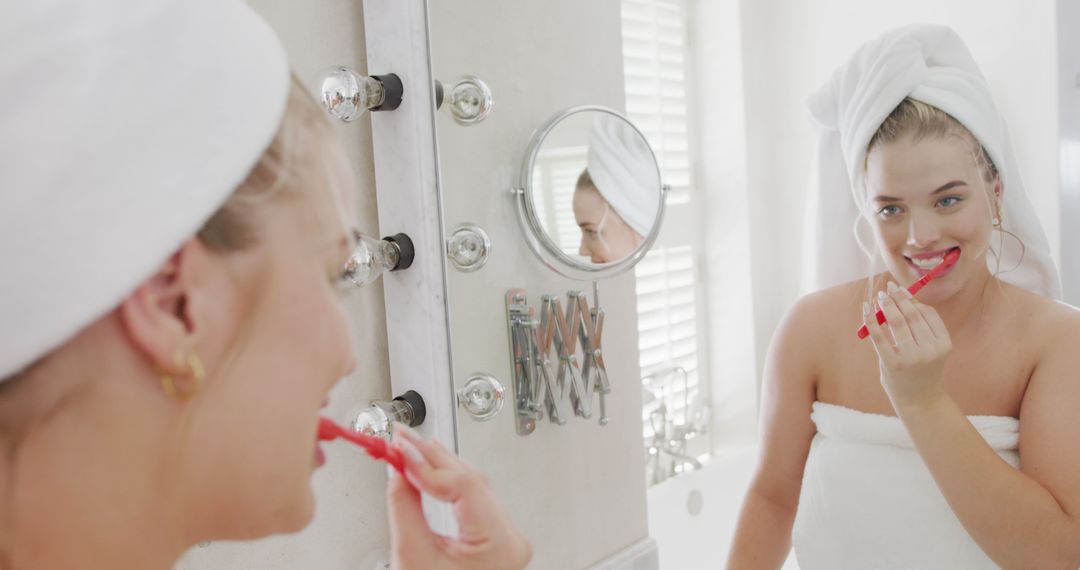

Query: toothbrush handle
left=856, top=308, right=889, bottom=339
left=856, top=280, right=921, bottom=339
left=854, top=249, right=959, bottom=340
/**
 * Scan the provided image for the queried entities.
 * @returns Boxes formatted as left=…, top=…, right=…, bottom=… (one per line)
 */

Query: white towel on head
left=0, top=0, right=290, bottom=379
left=586, top=114, right=662, bottom=237
left=802, top=24, right=1061, bottom=299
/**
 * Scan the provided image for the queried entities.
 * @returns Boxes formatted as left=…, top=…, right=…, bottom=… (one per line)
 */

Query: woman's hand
left=863, top=281, right=952, bottom=410
left=386, top=424, right=532, bottom=570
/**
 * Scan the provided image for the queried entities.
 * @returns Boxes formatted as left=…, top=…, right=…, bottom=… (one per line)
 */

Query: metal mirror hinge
left=505, top=289, right=610, bottom=436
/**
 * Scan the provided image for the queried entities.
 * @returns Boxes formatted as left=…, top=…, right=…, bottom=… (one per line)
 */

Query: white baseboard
left=587, top=537, right=659, bottom=570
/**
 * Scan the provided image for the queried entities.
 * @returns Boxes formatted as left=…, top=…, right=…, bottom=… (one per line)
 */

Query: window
left=531, top=146, right=589, bottom=253
left=622, top=0, right=711, bottom=479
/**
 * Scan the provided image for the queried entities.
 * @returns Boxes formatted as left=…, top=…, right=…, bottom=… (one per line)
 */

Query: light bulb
left=320, top=67, right=386, bottom=123
left=342, top=232, right=414, bottom=287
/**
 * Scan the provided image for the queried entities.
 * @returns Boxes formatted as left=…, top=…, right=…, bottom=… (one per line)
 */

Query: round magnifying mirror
left=514, top=106, right=666, bottom=280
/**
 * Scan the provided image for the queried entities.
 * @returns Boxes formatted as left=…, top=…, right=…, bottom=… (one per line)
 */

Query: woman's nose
left=579, top=239, right=590, bottom=258
left=906, top=214, right=941, bottom=248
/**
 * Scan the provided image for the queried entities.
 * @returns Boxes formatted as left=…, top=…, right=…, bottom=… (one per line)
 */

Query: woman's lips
left=314, top=443, right=326, bottom=468
left=906, top=247, right=960, bottom=278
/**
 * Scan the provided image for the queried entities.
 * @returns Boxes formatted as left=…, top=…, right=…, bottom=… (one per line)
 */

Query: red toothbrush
left=317, top=416, right=406, bottom=475
left=856, top=248, right=961, bottom=339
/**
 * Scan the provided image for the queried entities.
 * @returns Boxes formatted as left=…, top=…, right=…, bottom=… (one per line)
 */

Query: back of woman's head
left=1, top=76, right=337, bottom=388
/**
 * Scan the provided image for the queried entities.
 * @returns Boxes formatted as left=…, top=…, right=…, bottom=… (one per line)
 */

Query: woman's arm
left=872, top=287, right=1080, bottom=569
left=726, top=296, right=821, bottom=569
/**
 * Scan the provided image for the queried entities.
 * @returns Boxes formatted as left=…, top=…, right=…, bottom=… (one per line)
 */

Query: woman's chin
left=282, top=489, right=318, bottom=533
left=226, top=488, right=318, bottom=540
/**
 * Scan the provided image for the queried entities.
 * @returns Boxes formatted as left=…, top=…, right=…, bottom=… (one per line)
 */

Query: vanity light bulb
left=320, top=67, right=386, bottom=123
left=350, top=405, right=392, bottom=440
left=342, top=234, right=401, bottom=287
left=349, top=398, right=418, bottom=441
left=437, top=76, right=493, bottom=125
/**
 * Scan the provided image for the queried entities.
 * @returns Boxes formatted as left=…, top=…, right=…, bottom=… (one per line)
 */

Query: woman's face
left=572, top=184, right=642, bottom=264
left=181, top=139, right=359, bottom=540
left=864, top=134, right=1000, bottom=302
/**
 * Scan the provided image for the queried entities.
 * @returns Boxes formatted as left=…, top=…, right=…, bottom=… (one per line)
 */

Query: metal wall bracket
left=506, top=288, right=610, bottom=435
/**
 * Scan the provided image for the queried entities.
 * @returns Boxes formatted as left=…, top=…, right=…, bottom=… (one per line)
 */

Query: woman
left=573, top=115, right=660, bottom=263
left=727, top=26, right=1080, bottom=569
left=0, top=0, right=531, bottom=568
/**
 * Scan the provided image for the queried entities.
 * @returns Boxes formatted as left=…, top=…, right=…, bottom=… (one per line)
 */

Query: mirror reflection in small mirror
left=529, top=111, right=661, bottom=266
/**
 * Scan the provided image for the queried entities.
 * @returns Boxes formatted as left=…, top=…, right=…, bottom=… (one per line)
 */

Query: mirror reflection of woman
left=573, top=115, right=660, bottom=264
left=0, top=1, right=530, bottom=569
left=727, top=26, right=1080, bottom=569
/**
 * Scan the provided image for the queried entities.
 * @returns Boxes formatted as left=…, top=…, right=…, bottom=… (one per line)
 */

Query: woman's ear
left=118, top=238, right=211, bottom=375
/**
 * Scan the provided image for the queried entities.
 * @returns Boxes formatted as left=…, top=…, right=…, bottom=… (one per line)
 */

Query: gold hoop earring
left=161, top=352, right=205, bottom=400
left=988, top=226, right=1026, bottom=278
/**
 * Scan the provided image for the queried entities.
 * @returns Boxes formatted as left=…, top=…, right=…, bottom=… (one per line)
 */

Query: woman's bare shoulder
left=771, top=279, right=870, bottom=366
left=992, top=284, right=1080, bottom=383
left=786, top=278, right=869, bottom=326
left=999, top=283, right=1080, bottom=339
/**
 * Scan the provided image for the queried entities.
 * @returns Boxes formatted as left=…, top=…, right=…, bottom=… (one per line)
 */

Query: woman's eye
left=937, top=196, right=962, bottom=208
left=877, top=205, right=902, bottom=218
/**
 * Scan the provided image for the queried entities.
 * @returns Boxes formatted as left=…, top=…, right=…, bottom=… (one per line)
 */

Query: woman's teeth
left=910, top=255, right=944, bottom=269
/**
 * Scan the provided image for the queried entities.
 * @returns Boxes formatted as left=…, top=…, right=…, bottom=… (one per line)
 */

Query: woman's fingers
left=387, top=467, right=428, bottom=531
left=915, top=302, right=950, bottom=341
left=887, top=282, right=935, bottom=344
left=863, top=301, right=898, bottom=366
left=386, top=466, right=443, bottom=568
left=393, top=424, right=461, bottom=470
left=392, top=425, right=501, bottom=537
left=876, top=287, right=915, bottom=348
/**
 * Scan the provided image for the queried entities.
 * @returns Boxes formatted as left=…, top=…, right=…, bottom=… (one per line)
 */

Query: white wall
left=736, top=0, right=1061, bottom=384
left=692, top=0, right=761, bottom=447
left=1058, top=0, right=1080, bottom=303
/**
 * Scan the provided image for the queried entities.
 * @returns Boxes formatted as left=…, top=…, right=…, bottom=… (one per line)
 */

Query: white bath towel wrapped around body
left=792, top=401, right=1018, bottom=569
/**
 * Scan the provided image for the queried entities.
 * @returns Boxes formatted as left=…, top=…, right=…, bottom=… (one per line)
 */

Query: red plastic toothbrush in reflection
left=317, top=416, right=407, bottom=476
left=856, top=248, right=961, bottom=339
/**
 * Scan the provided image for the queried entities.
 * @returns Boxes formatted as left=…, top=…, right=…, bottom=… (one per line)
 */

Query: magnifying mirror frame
left=514, top=105, right=667, bottom=281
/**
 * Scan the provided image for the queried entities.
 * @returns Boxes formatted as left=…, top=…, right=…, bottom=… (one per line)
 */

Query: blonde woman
left=0, top=1, right=530, bottom=568
left=573, top=115, right=660, bottom=263
left=727, top=26, right=1080, bottom=569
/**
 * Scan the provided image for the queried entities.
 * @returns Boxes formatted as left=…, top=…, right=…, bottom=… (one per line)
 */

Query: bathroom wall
left=690, top=0, right=761, bottom=447
left=736, top=0, right=1061, bottom=383
left=177, top=1, right=394, bottom=568
left=1058, top=0, right=1080, bottom=304
left=429, top=1, right=653, bottom=567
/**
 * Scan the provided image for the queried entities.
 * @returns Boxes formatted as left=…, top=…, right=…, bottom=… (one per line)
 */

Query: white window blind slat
left=622, top=0, right=709, bottom=459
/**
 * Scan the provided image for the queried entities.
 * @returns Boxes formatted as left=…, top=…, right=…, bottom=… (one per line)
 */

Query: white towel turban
left=586, top=114, right=661, bottom=238
left=802, top=24, right=1061, bottom=299
left=0, top=0, right=290, bottom=379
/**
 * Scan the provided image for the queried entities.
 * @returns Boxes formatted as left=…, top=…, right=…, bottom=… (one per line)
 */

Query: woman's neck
left=5, top=370, right=189, bottom=569
left=932, top=269, right=999, bottom=336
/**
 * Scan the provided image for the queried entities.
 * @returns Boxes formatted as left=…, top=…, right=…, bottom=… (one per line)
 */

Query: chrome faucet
left=643, top=366, right=709, bottom=485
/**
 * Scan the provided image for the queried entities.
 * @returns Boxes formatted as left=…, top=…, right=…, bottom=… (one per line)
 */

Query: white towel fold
left=792, top=401, right=1018, bottom=569
left=586, top=114, right=661, bottom=237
